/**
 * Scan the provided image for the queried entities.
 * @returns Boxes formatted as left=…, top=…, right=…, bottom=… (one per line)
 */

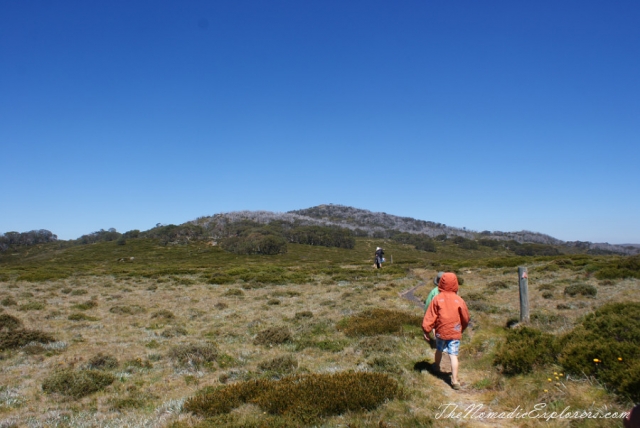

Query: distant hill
left=2, top=204, right=638, bottom=255
left=192, top=204, right=638, bottom=256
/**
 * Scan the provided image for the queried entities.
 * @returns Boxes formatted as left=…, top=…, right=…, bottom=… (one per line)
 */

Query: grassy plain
left=0, top=238, right=637, bottom=427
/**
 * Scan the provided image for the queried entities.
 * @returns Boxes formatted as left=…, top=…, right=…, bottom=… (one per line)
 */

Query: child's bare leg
left=434, top=350, right=442, bottom=370
left=450, top=354, right=459, bottom=384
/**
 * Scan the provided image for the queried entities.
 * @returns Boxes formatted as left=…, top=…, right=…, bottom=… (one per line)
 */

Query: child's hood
left=438, top=272, right=459, bottom=293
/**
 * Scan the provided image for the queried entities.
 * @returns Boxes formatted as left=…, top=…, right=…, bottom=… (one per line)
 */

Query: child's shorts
left=436, top=338, right=460, bottom=356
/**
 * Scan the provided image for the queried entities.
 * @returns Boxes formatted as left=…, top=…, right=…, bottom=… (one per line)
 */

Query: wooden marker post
left=518, top=266, right=529, bottom=322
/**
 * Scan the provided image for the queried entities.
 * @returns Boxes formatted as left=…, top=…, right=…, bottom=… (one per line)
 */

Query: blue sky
left=1, top=1, right=639, bottom=244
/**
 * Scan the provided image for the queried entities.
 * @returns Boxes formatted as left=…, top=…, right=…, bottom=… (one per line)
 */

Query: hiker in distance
left=424, top=271, right=444, bottom=349
left=422, top=272, right=470, bottom=390
left=374, top=247, right=385, bottom=269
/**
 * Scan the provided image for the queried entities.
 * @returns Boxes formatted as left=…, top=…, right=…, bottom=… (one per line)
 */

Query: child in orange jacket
left=422, top=272, right=470, bottom=390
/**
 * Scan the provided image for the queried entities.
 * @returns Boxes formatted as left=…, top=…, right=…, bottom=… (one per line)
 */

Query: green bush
left=42, top=369, right=115, bottom=398
left=337, top=308, right=422, bottom=337
left=70, top=289, right=88, bottom=296
left=594, top=255, right=640, bottom=280
left=564, top=283, right=597, bottom=297
left=558, top=302, right=640, bottom=400
left=286, top=225, right=356, bottom=249
left=493, top=327, right=558, bottom=375
left=184, top=372, right=398, bottom=424
left=0, top=314, right=22, bottom=331
left=221, top=234, right=288, bottom=255
left=0, top=329, right=55, bottom=350
left=168, top=342, right=218, bottom=369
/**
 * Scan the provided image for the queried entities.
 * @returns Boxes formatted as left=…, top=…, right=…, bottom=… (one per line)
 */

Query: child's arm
left=459, top=301, right=470, bottom=333
left=422, top=301, right=437, bottom=338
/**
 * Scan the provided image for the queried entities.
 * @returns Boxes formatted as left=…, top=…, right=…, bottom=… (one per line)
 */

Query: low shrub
left=207, top=274, right=235, bottom=285
left=109, top=305, right=146, bottom=315
left=541, top=291, right=554, bottom=299
left=254, top=327, right=292, bottom=346
left=0, top=314, right=22, bottom=331
left=558, top=302, right=640, bottom=400
left=493, top=327, right=558, bottom=375
left=184, top=372, right=398, bottom=424
left=486, top=281, right=509, bottom=291
left=564, top=283, right=597, bottom=297
left=72, top=300, right=98, bottom=311
left=70, top=289, right=88, bottom=296
left=337, top=308, right=422, bottom=337
left=168, top=342, right=218, bottom=369
left=0, top=329, right=55, bottom=350
left=294, top=311, right=313, bottom=320
left=594, top=255, right=640, bottom=280
left=267, top=299, right=280, bottom=305
left=68, top=313, right=99, bottom=321
left=258, top=355, right=298, bottom=374
left=18, top=301, right=45, bottom=311
left=151, top=309, right=175, bottom=320
left=214, top=302, right=228, bottom=310
left=42, top=369, right=115, bottom=398
left=88, top=353, right=119, bottom=370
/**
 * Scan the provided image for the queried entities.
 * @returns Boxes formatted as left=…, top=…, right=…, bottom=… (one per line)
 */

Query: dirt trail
left=399, top=283, right=512, bottom=428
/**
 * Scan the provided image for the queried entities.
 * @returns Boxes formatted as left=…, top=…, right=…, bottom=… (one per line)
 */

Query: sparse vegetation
left=0, top=208, right=637, bottom=426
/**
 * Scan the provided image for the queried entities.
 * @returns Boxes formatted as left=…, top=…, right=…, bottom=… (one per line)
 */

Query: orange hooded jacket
left=422, top=272, right=470, bottom=340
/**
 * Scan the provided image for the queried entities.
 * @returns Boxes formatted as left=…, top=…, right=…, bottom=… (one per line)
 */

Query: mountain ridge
left=2, top=204, right=638, bottom=255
